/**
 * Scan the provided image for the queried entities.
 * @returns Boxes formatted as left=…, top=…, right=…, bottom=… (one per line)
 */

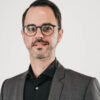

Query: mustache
left=32, top=39, right=49, bottom=46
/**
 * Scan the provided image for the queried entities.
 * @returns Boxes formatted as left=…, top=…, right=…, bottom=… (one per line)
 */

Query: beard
left=29, top=38, right=58, bottom=59
left=32, top=46, right=53, bottom=59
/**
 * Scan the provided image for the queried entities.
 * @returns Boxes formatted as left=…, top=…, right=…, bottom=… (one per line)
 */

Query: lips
left=33, top=42, right=49, bottom=46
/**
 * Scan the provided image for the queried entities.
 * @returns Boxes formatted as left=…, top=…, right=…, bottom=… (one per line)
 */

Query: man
left=0, top=0, right=100, bottom=100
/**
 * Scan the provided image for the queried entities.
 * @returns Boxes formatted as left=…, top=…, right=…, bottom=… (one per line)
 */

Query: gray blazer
left=0, top=61, right=100, bottom=100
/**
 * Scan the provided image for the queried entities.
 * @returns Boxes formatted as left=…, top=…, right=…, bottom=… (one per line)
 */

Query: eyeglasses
left=23, top=24, right=57, bottom=36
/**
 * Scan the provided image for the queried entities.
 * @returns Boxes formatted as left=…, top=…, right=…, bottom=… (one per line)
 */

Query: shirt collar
left=27, top=58, right=57, bottom=79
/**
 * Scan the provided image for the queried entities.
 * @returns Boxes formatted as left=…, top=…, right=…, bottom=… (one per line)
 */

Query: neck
left=30, top=55, right=55, bottom=78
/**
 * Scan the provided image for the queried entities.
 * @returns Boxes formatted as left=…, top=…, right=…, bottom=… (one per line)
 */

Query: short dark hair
left=22, top=0, right=62, bottom=30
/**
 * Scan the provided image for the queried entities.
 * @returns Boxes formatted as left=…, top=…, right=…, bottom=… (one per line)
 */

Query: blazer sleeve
left=84, top=78, right=100, bottom=100
left=0, top=90, right=1, bottom=100
left=0, top=80, right=7, bottom=100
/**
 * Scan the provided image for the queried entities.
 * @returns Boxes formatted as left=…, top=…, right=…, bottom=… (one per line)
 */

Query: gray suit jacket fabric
left=0, top=61, right=100, bottom=100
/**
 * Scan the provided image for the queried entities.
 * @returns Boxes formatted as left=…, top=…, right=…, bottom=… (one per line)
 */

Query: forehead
left=24, top=6, right=57, bottom=26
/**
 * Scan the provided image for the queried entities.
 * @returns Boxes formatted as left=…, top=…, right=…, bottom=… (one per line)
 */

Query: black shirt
left=24, top=59, right=57, bottom=100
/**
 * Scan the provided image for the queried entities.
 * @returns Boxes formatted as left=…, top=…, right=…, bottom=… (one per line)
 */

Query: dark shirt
left=24, top=58, right=57, bottom=100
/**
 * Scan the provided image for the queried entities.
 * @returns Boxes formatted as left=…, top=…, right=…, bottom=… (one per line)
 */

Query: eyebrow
left=24, top=23, right=55, bottom=27
left=41, top=23, right=55, bottom=26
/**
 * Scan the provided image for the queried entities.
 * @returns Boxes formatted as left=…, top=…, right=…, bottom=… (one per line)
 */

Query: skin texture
left=21, top=6, right=63, bottom=77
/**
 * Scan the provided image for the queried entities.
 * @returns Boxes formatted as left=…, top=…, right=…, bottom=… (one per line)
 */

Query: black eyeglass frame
left=23, top=24, right=57, bottom=37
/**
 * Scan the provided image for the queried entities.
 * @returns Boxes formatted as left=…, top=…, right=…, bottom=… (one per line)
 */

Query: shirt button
left=35, top=86, right=39, bottom=90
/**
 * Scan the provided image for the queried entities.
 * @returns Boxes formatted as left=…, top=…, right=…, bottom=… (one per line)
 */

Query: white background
left=0, top=0, right=100, bottom=88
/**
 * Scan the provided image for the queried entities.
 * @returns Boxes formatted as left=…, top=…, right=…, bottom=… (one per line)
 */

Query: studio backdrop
left=0, top=0, right=100, bottom=88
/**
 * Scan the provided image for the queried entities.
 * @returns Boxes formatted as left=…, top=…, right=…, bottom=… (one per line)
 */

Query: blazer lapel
left=48, top=63, right=65, bottom=100
left=17, top=71, right=28, bottom=100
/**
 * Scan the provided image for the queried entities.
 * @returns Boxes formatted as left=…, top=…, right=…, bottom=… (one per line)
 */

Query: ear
left=21, top=30, right=25, bottom=41
left=58, top=29, right=63, bottom=43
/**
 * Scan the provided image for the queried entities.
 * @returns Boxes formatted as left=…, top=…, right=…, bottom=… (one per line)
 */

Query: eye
left=27, top=25, right=36, bottom=32
left=42, top=25, right=53, bottom=32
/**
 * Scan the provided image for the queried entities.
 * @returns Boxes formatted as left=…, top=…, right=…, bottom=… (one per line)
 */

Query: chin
left=30, top=47, right=54, bottom=59
left=32, top=51, right=51, bottom=59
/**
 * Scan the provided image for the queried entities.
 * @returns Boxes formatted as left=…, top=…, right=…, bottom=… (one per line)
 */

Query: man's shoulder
left=56, top=60, right=95, bottom=83
left=56, top=61, right=95, bottom=84
left=64, top=68, right=93, bottom=79
left=2, top=71, right=28, bottom=87
left=57, top=62, right=94, bottom=80
left=57, top=60, right=94, bottom=80
left=0, top=71, right=28, bottom=96
left=61, top=66, right=97, bottom=86
left=63, top=67, right=94, bottom=80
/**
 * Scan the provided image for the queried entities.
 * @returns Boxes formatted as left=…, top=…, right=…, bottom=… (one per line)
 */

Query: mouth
left=32, top=39, right=49, bottom=49
left=33, top=42, right=49, bottom=46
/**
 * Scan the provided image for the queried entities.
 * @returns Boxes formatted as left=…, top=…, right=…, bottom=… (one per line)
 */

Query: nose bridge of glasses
left=36, top=26, right=44, bottom=37
left=36, top=26, right=42, bottom=31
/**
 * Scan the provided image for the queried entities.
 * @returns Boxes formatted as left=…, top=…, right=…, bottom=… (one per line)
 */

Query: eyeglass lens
left=24, top=24, right=55, bottom=36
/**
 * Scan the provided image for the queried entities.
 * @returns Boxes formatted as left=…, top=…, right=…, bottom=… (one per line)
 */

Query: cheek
left=48, top=34, right=58, bottom=45
left=24, top=36, right=33, bottom=49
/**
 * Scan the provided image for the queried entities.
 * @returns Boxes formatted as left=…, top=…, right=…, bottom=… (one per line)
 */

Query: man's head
left=21, top=0, right=63, bottom=60
left=22, top=0, right=62, bottom=30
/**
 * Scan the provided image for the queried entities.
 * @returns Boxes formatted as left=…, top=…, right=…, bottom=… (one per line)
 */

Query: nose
left=34, top=28, right=44, bottom=39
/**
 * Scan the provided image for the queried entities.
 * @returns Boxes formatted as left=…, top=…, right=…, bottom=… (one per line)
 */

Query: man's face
left=21, top=6, right=63, bottom=59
